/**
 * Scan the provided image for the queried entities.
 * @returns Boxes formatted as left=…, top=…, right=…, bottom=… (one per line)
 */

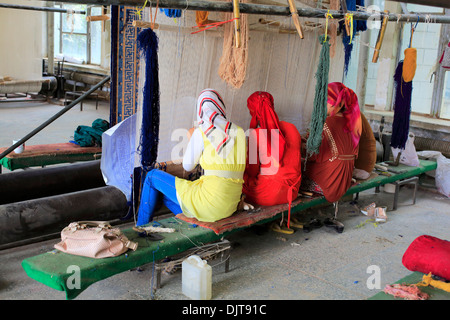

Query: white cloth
left=100, top=115, right=138, bottom=201
left=182, top=128, right=204, bottom=172
left=196, top=89, right=236, bottom=159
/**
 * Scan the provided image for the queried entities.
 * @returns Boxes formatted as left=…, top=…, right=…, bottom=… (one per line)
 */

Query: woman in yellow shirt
left=137, top=89, right=246, bottom=226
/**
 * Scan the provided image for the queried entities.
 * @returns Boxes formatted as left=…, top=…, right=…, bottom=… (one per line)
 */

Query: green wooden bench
left=0, top=143, right=101, bottom=173
left=21, top=159, right=437, bottom=300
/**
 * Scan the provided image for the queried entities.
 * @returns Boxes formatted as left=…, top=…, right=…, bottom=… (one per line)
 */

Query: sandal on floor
left=303, top=218, right=323, bottom=233
left=361, top=202, right=376, bottom=217
left=271, top=221, right=294, bottom=235
left=375, top=206, right=387, bottom=223
left=290, top=217, right=306, bottom=230
left=323, top=218, right=344, bottom=233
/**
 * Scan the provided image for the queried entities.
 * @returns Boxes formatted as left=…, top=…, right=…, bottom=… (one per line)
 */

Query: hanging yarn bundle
left=341, top=0, right=367, bottom=76
left=137, top=28, right=160, bottom=169
left=196, top=11, right=209, bottom=29
left=160, top=8, right=182, bottom=18
left=390, top=48, right=417, bottom=150
left=306, top=35, right=330, bottom=159
left=218, top=0, right=249, bottom=89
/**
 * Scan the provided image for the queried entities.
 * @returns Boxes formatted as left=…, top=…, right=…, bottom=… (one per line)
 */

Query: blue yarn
left=160, top=8, right=182, bottom=18
left=137, top=28, right=160, bottom=169
left=341, top=0, right=367, bottom=76
left=391, top=61, right=413, bottom=150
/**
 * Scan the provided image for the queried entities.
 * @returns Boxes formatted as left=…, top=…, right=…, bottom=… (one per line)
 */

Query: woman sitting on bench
left=301, top=82, right=362, bottom=203
left=242, top=91, right=302, bottom=228
left=137, top=89, right=246, bottom=226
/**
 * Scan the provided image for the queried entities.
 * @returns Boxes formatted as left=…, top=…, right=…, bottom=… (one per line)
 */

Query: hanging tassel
left=390, top=61, right=413, bottom=150
left=195, top=11, right=209, bottom=28
left=137, top=28, right=160, bottom=169
left=403, top=47, right=417, bottom=82
left=355, top=0, right=367, bottom=32
left=306, top=35, right=330, bottom=159
left=341, top=0, right=367, bottom=76
left=160, top=8, right=182, bottom=18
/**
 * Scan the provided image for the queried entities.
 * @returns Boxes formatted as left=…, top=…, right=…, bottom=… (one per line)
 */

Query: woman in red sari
left=302, top=82, right=362, bottom=204
left=243, top=91, right=302, bottom=230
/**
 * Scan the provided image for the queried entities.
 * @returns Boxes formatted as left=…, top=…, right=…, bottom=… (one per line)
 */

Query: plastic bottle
left=182, top=255, right=212, bottom=300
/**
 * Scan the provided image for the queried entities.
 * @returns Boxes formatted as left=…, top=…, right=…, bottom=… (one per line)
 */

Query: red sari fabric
left=243, top=121, right=302, bottom=207
left=243, top=92, right=302, bottom=227
left=303, top=114, right=358, bottom=203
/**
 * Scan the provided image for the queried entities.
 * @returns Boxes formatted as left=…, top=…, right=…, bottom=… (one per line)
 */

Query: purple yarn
left=137, top=28, right=160, bottom=168
left=391, top=61, right=412, bottom=150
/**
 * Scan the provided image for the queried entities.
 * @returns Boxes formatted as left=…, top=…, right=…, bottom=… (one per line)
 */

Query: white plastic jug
left=182, top=255, right=212, bottom=300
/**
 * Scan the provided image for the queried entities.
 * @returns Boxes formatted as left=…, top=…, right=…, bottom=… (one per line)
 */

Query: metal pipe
left=0, top=76, right=110, bottom=161
left=0, top=160, right=105, bottom=205
left=33, top=0, right=450, bottom=24
left=0, top=2, right=86, bottom=14
left=0, top=186, right=129, bottom=246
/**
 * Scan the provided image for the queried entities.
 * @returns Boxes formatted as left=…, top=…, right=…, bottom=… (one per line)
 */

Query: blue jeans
left=137, top=169, right=182, bottom=226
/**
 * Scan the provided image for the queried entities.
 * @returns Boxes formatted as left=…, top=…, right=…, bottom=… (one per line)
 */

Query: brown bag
left=54, top=221, right=138, bottom=258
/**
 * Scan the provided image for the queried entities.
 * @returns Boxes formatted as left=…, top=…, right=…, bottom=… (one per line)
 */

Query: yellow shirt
left=175, top=126, right=246, bottom=222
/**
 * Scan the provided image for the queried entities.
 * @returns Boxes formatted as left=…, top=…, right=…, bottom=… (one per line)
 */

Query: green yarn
left=306, top=35, right=330, bottom=159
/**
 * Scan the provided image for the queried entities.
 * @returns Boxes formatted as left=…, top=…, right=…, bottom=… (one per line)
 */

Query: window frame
left=395, top=6, right=450, bottom=119
left=430, top=14, right=450, bottom=119
left=54, top=4, right=102, bottom=65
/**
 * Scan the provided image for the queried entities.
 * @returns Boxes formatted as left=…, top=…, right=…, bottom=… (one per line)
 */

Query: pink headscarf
left=327, top=82, right=362, bottom=148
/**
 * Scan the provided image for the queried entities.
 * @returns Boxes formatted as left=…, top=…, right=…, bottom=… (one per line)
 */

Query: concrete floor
left=0, top=98, right=449, bottom=301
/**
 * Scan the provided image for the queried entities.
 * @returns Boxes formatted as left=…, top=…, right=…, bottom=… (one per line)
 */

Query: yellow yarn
left=417, top=273, right=450, bottom=293
left=402, top=48, right=417, bottom=82
left=324, top=10, right=333, bottom=43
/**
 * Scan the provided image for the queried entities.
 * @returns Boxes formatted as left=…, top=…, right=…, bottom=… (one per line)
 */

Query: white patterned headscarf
left=196, top=89, right=236, bottom=158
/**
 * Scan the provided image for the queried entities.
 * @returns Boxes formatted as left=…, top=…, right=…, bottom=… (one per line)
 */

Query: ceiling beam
left=387, top=0, right=450, bottom=9
left=32, top=0, right=450, bottom=23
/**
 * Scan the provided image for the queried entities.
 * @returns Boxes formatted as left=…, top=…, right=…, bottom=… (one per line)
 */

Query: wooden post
left=372, top=10, right=389, bottom=63
left=287, top=0, right=304, bottom=39
left=233, top=0, right=241, bottom=48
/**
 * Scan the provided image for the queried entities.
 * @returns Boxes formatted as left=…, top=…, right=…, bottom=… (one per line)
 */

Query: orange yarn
left=402, top=48, right=417, bottom=82
left=195, top=11, right=209, bottom=28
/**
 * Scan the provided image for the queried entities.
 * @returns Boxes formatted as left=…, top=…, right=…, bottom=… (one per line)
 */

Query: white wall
left=0, top=0, right=44, bottom=80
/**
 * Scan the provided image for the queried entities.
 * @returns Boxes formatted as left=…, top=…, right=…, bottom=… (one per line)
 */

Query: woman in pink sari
left=301, top=82, right=362, bottom=232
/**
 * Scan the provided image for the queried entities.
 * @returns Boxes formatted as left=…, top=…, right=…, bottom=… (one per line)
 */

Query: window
left=398, top=4, right=444, bottom=115
left=53, top=4, right=102, bottom=65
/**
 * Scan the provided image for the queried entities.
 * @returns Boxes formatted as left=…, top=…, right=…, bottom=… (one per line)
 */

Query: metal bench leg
left=393, top=182, right=400, bottom=211
left=225, top=249, right=230, bottom=273
left=156, top=268, right=161, bottom=289
left=412, top=177, right=419, bottom=205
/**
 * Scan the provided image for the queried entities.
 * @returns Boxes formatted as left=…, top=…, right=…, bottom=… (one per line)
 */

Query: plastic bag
left=391, top=132, right=420, bottom=167
left=417, top=150, right=450, bottom=198
left=439, top=42, right=450, bottom=69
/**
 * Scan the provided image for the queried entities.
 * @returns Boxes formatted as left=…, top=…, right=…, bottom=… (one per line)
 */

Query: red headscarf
left=247, top=91, right=286, bottom=162
left=327, top=82, right=362, bottom=148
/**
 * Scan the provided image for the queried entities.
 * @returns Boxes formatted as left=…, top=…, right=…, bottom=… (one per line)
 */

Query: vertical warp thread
left=306, top=35, right=330, bottom=159
left=137, top=28, right=160, bottom=169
